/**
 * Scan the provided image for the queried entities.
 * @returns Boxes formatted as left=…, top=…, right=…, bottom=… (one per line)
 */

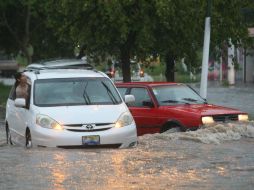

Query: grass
left=0, top=83, right=11, bottom=119
left=151, top=73, right=201, bottom=83
left=175, top=73, right=201, bottom=83
left=0, top=83, right=11, bottom=107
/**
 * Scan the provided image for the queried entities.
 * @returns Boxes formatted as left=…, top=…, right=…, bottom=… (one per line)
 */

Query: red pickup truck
left=116, top=82, right=249, bottom=136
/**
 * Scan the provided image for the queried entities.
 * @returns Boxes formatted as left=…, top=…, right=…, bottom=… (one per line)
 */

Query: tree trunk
left=23, top=47, right=32, bottom=64
left=24, top=4, right=32, bottom=64
left=120, top=48, right=131, bottom=82
left=221, top=42, right=228, bottom=81
left=165, top=52, right=176, bottom=82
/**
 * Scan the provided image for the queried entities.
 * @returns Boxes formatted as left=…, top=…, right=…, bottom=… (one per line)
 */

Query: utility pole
left=227, top=39, right=235, bottom=85
left=200, top=0, right=212, bottom=99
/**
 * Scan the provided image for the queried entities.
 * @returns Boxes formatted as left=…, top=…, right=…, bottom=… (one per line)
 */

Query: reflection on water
left=0, top=122, right=253, bottom=189
left=51, top=153, right=67, bottom=190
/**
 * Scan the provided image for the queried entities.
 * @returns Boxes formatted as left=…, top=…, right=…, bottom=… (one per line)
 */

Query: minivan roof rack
left=24, top=59, right=94, bottom=72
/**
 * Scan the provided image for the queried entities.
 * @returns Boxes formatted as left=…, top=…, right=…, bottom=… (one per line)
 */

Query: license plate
left=82, top=135, right=100, bottom=145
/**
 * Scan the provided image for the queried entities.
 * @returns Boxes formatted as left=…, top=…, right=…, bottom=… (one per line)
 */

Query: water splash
left=139, top=121, right=254, bottom=145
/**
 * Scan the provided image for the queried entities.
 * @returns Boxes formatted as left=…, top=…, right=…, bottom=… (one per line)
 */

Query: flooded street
left=1, top=121, right=254, bottom=190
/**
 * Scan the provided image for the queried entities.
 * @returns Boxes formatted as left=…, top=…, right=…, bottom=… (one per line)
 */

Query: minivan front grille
left=65, top=123, right=113, bottom=127
left=213, top=114, right=238, bottom=122
left=66, top=128, right=111, bottom=132
left=64, top=123, right=114, bottom=132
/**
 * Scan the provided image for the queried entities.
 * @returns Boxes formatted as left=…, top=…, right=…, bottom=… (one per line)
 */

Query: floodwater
left=0, top=121, right=254, bottom=190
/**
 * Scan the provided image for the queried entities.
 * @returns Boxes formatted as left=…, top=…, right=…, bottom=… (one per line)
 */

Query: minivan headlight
left=202, top=116, right=214, bottom=124
left=238, top=114, right=248, bottom=121
left=115, top=112, right=134, bottom=128
left=36, top=114, right=63, bottom=130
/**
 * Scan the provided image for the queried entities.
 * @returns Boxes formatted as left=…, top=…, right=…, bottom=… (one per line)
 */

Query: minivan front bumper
left=31, top=123, right=137, bottom=148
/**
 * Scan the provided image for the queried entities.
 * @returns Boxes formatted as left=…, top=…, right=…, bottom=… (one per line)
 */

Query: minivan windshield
left=34, top=78, right=122, bottom=106
left=152, top=84, right=205, bottom=105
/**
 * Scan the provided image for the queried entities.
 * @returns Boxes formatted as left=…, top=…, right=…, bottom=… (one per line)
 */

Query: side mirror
left=124, top=95, right=135, bottom=104
left=142, top=100, right=154, bottom=108
left=15, top=98, right=26, bottom=108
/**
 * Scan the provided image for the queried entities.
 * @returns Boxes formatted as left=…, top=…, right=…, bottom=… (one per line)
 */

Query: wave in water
left=139, top=121, right=254, bottom=145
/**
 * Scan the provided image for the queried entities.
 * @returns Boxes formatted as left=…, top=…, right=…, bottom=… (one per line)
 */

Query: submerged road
left=0, top=122, right=254, bottom=190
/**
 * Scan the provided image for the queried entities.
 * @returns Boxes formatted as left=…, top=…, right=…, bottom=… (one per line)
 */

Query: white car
left=5, top=60, right=137, bottom=148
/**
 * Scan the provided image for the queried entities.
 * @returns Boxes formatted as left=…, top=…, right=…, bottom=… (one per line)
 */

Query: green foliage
left=0, top=83, right=11, bottom=107
left=154, top=0, right=204, bottom=58
left=44, top=0, right=159, bottom=81
left=0, top=0, right=74, bottom=63
left=145, top=63, right=165, bottom=76
left=175, top=73, right=201, bottom=83
left=1, top=0, right=253, bottom=78
left=211, top=0, right=254, bottom=50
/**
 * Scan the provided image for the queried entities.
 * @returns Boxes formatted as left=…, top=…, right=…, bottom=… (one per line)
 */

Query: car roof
left=23, top=68, right=107, bottom=81
left=21, top=59, right=108, bottom=81
left=115, top=82, right=179, bottom=87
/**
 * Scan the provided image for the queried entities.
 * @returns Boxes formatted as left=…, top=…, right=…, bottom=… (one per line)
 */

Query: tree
left=207, top=0, right=254, bottom=83
left=153, top=0, right=204, bottom=81
left=0, top=0, right=36, bottom=64
left=153, top=0, right=254, bottom=82
left=44, top=0, right=156, bottom=82
left=211, top=0, right=254, bottom=49
left=0, top=0, right=74, bottom=64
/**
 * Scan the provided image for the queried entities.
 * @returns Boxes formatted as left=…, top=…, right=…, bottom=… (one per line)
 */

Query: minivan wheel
left=160, top=123, right=182, bottom=133
left=25, top=129, right=32, bottom=148
left=6, top=124, right=13, bottom=145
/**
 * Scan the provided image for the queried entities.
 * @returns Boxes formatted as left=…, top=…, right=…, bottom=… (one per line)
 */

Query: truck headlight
left=202, top=116, right=214, bottom=124
left=36, top=114, right=63, bottom=130
left=238, top=114, right=248, bottom=121
left=115, top=112, right=134, bottom=128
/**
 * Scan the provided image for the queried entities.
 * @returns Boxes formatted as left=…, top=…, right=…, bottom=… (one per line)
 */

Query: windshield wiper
left=161, top=99, right=179, bottom=103
left=182, top=98, right=198, bottom=102
left=101, top=81, right=117, bottom=104
left=82, top=82, right=91, bottom=105
left=161, top=99, right=190, bottom=105
left=182, top=97, right=207, bottom=104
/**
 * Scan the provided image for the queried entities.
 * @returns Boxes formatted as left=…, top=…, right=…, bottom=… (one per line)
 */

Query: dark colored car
left=116, top=82, right=249, bottom=136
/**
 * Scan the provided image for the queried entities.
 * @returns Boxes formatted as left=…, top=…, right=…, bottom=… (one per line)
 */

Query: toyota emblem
left=83, top=124, right=94, bottom=130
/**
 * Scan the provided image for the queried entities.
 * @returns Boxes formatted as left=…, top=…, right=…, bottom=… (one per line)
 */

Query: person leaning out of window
left=15, top=73, right=29, bottom=100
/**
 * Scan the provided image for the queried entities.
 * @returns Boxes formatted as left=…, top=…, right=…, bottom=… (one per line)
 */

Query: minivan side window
left=9, top=82, right=31, bottom=108
left=8, top=85, right=16, bottom=100
left=129, top=87, right=151, bottom=107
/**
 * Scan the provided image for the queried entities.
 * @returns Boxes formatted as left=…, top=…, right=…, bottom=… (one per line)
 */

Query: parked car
left=5, top=59, right=137, bottom=148
left=116, top=82, right=249, bottom=136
